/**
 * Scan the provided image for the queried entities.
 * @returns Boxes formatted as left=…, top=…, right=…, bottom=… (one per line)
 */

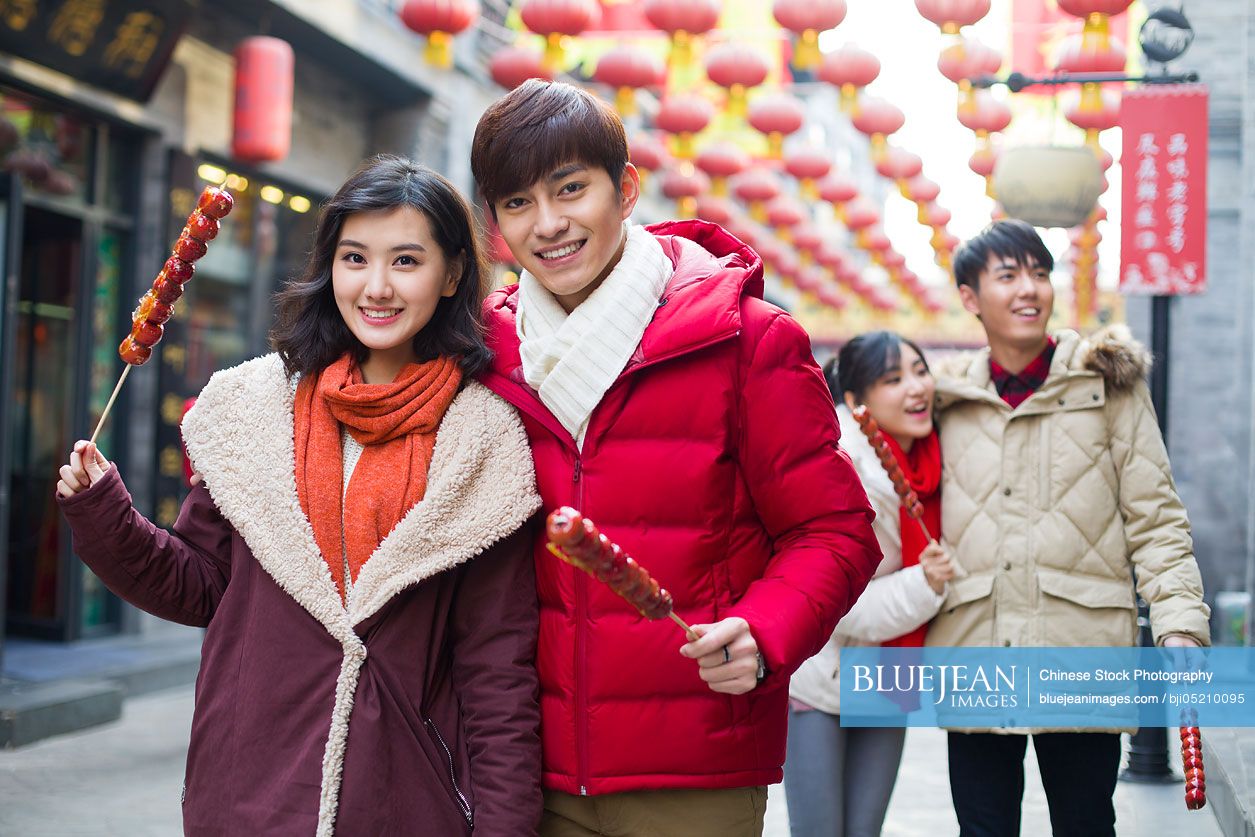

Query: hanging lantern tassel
left=795, top=28, right=821, bottom=70
left=543, top=33, right=565, bottom=71
left=424, top=31, right=454, bottom=68
left=727, top=84, right=748, bottom=118
left=616, top=86, right=636, bottom=116
left=1082, top=12, right=1110, bottom=49
left=767, top=132, right=785, bottom=159
left=671, top=30, right=694, bottom=71
left=677, top=196, right=697, bottom=218
left=673, top=131, right=695, bottom=160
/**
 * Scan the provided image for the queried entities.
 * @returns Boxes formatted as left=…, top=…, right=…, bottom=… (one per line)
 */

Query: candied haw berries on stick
left=546, top=507, right=691, bottom=632
left=1180, top=709, right=1206, bottom=810
left=851, top=405, right=934, bottom=534
left=93, top=185, right=234, bottom=446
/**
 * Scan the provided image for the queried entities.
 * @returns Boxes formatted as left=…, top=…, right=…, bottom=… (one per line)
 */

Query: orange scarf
left=294, top=353, right=462, bottom=601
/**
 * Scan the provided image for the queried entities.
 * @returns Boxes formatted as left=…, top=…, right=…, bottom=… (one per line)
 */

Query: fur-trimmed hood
left=181, top=353, right=541, bottom=634
left=935, top=326, right=1150, bottom=411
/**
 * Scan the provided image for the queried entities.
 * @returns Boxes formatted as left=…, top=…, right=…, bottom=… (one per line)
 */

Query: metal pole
left=1122, top=295, right=1175, bottom=783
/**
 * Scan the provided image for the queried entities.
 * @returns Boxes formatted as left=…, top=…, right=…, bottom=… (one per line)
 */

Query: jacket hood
left=936, top=326, right=1151, bottom=408
left=180, top=354, right=541, bottom=637
left=482, top=219, right=766, bottom=397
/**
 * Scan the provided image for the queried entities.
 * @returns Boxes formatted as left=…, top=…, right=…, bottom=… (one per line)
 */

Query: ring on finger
left=722, top=645, right=731, bottom=665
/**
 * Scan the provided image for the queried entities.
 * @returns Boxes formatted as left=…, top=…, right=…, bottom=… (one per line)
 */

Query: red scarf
left=880, top=428, right=942, bottom=648
left=294, top=353, right=462, bottom=601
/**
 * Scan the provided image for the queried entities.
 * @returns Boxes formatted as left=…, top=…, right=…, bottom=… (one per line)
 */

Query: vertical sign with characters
left=1119, top=85, right=1208, bottom=296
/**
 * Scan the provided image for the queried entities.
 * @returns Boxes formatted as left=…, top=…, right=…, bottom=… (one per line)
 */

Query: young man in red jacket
left=472, top=80, right=881, bottom=836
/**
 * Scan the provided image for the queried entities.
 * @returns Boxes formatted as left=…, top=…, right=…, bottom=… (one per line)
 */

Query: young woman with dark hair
left=785, top=330, right=956, bottom=837
left=55, top=155, right=544, bottom=836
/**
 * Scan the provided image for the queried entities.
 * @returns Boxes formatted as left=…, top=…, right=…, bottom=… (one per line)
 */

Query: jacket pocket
left=942, top=573, right=995, bottom=613
left=424, top=717, right=474, bottom=828
left=1036, top=567, right=1137, bottom=646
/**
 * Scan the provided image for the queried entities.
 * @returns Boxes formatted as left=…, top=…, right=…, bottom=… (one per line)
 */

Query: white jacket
left=788, top=404, right=947, bottom=715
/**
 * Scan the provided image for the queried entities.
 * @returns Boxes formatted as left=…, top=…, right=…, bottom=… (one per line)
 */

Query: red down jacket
left=480, top=220, right=881, bottom=795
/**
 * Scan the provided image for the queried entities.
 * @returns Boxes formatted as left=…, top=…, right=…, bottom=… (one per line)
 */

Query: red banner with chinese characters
left=1119, top=85, right=1208, bottom=296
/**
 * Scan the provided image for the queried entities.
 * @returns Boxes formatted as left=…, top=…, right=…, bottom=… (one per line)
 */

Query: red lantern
left=818, top=174, right=859, bottom=206
left=595, top=46, right=665, bottom=115
left=656, top=95, right=715, bottom=159
left=774, top=249, right=802, bottom=281
left=905, top=176, right=941, bottom=204
left=705, top=43, right=770, bottom=117
left=520, top=0, right=598, bottom=70
left=747, top=93, right=806, bottom=158
left=233, top=37, right=294, bottom=163
left=773, top=0, right=848, bottom=70
left=725, top=217, right=762, bottom=249
left=818, top=45, right=880, bottom=112
left=629, top=132, right=669, bottom=191
left=851, top=97, right=905, bottom=154
left=969, top=146, right=998, bottom=177
left=937, top=38, right=1002, bottom=85
left=1065, top=87, right=1120, bottom=146
left=793, top=265, right=821, bottom=293
left=765, top=198, right=807, bottom=239
left=792, top=224, right=824, bottom=256
left=924, top=203, right=953, bottom=228
left=882, top=251, right=907, bottom=271
left=874, top=146, right=924, bottom=183
left=783, top=146, right=833, bottom=200
left=958, top=91, right=1012, bottom=136
left=861, top=227, right=892, bottom=254
left=843, top=198, right=880, bottom=231
left=662, top=167, right=710, bottom=218
left=489, top=46, right=552, bottom=89
left=695, top=142, right=750, bottom=196
left=1056, top=0, right=1133, bottom=16
left=732, top=168, right=784, bottom=222
left=914, top=0, right=991, bottom=34
left=1054, top=33, right=1127, bottom=74
left=815, top=243, right=848, bottom=270
left=399, top=0, right=479, bottom=68
left=694, top=196, right=735, bottom=227
left=644, top=0, right=721, bottom=69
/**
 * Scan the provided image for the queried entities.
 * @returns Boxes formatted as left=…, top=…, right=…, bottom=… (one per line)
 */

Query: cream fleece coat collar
left=516, top=223, right=673, bottom=447
left=180, top=354, right=540, bottom=836
left=181, top=353, right=541, bottom=633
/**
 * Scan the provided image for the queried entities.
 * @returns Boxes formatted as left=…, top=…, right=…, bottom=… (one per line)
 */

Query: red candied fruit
left=196, top=186, right=235, bottom=219
left=131, top=319, right=164, bottom=348
left=183, top=211, right=220, bottom=242
left=118, top=336, right=152, bottom=365
left=164, top=256, right=195, bottom=283
left=174, top=235, right=208, bottom=262
left=153, top=275, right=184, bottom=305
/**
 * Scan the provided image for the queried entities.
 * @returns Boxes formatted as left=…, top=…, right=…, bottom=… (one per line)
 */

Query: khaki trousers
left=540, top=786, right=768, bottom=837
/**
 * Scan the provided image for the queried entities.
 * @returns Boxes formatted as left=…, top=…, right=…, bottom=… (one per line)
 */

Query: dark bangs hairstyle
left=470, top=79, right=628, bottom=214
left=270, top=154, right=491, bottom=379
left=822, top=331, right=931, bottom=405
left=953, top=218, right=1054, bottom=292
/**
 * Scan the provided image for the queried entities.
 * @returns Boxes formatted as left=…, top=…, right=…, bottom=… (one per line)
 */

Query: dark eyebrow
left=547, top=164, right=587, bottom=183
left=337, top=239, right=426, bottom=253
left=992, top=260, right=1019, bottom=272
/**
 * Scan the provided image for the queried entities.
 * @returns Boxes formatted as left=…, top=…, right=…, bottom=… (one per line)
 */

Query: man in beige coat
left=929, top=220, right=1210, bottom=837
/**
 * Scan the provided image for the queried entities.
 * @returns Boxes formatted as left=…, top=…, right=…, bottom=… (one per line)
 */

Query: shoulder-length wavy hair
left=270, top=154, right=492, bottom=379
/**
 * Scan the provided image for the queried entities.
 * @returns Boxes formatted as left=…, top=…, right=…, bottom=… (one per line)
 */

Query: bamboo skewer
left=88, top=364, right=132, bottom=447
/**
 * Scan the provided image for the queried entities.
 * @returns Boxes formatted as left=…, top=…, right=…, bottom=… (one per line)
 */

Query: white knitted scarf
left=517, top=223, right=673, bottom=448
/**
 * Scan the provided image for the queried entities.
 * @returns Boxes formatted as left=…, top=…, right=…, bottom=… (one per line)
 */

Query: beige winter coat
left=928, top=326, right=1210, bottom=655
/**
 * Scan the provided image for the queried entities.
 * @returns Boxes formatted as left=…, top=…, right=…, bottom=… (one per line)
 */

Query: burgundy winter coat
left=58, top=357, right=544, bottom=836
left=480, top=220, right=881, bottom=795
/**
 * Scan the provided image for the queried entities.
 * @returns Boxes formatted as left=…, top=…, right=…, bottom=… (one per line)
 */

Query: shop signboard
left=1119, top=85, right=1208, bottom=296
left=0, top=0, right=193, bottom=102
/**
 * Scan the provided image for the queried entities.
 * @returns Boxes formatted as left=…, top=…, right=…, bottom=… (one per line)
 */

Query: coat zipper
left=573, top=454, right=590, bottom=795
left=426, top=717, right=473, bottom=826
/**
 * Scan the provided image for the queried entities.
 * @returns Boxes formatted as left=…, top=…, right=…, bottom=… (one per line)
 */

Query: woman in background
left=785, top=330, right=956, bottom=837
